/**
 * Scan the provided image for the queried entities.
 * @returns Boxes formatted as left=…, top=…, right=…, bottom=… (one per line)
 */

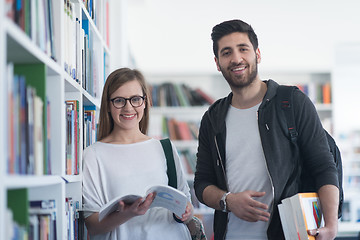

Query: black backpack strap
left=160, top=138, right=177, bottom=188
left=277, top=85, right=299, bottom=143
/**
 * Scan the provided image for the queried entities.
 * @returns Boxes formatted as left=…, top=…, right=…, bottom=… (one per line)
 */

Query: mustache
left=228, top=63, right=247, bottom=69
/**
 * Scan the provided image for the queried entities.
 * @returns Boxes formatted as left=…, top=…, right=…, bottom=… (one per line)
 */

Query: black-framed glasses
left=110, top=96, right=145, bottom=109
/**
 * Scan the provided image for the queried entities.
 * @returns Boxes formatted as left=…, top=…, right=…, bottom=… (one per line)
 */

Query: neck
left=231, top=79, right=267, bottom=109
left=102, top=128, right=150, bottom=144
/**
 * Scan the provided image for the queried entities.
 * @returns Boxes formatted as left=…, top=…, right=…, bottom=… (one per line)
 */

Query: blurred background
left=110, top=0, right=360, bottom=74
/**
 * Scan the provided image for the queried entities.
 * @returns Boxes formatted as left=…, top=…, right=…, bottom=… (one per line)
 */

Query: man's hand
left=306, top=184, right=339, bottom=240
left=226, top=190, right=270, bottom=222
left=308, top=226, right=337, bottom=240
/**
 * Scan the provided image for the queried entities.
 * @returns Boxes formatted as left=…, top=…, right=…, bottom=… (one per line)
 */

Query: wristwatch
left=219, top=192, right=231, bottom=212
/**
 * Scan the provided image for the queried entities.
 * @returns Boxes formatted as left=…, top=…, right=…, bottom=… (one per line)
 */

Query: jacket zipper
left=215, top=136, right=228, bottom=190
left=214, top=136, right=229, bottom=240
left=258, top=107, right=275, bottom=225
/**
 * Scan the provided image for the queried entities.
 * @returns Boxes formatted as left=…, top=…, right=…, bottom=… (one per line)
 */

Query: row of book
left=83, top=108, right=97, bottom=149
left=29, top=199, right=57, bottom=240
left=64, top=0, right=80, bottom=81
left=7, top=188, right=86, bottom=240
left=163, top=117, right=199, bottom=141
left=65, top=102, right=98, bottom=175
left=82, top=18, right=102, bottom=98
left=150, top=83, right=215, bottom=107
left=6, top=0, right=105, bottom=99
left=64, top=0, right=99, bottom=98
left=6, top=63, right=51, bottom=175
left=7, top=189, right=58, bottom=240
left=66, top=197, right=87, bottom=240
left=6, top=65, right=97, bottom=177
left=65, top=100, right=80, bottom=176
left=82, top=0, right=110, bottom=47
left=64, top=0, right=105, bottom=99
left=296, top=82, right=332, bottom=104
left=6, top=0, right=56, bottom=60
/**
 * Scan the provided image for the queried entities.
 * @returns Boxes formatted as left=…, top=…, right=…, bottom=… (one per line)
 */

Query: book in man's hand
left=98, top=185, right=188, bottom=222
left=278, top=192, right=324, bottom=240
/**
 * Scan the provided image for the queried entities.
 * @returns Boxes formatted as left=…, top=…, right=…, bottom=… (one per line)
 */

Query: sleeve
left=82, top=145, right=105, bottom=218
left=194, top=113, right=218, bottom=204
left=294, top=90, right=339, bottom=190
left=170, top=141, right=192, bottom=201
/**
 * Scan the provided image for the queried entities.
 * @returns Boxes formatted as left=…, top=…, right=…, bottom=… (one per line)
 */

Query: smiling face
left=215, top=32, right=261, bottom=89
left=109, top=79, right=146, bottom=133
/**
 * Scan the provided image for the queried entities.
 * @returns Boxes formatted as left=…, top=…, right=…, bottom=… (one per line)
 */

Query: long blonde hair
left=97, top=68, right=151, bottom=141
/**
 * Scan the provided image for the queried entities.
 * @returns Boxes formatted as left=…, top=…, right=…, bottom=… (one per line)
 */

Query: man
left=194, top=19, right=339, bottom=240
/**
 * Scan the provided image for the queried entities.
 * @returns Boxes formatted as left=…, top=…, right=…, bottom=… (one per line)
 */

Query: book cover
left=195, top=88, right=214, bottom=105
left=34, top=95, right=44, bottom=175
left=98, top=185, right=187, bottom=222
left=176, top=121, right=193, bottom=141
left=278, top=192, right=324, bottom=240
left=7, top=188, right=29, bottom=228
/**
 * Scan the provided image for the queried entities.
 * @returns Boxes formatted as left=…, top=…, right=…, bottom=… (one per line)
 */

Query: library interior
left=1, top=0, right=360, bottom=239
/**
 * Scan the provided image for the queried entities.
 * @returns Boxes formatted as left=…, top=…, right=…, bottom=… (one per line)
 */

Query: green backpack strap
left=160, top=138, right=177, bottom=188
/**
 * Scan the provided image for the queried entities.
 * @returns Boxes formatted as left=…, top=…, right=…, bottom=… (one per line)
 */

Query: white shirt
left=82, top=138, right=191, bottom=240
left=225, top=104, right=274, bottom=240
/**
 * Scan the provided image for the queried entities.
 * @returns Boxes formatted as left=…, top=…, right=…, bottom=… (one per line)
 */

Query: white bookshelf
left=0, top=0, right=6, bottom=235
left=0, top=0, right=110, bottom=239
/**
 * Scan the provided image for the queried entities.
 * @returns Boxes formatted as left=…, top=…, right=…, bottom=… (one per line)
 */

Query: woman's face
left=109, top=79, right=145, bottom=132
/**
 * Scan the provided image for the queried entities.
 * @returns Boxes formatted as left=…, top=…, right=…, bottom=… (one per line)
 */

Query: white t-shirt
left=82, top=138, right=191, bottom=240
left=225, top=104, right=274, bottom=240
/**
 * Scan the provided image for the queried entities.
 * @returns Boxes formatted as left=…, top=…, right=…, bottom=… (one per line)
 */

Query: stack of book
left=278, top=193, right=324, bottom=240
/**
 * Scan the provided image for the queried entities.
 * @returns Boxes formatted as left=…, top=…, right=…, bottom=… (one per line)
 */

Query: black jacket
left=194, top=80, right=339, bottom=240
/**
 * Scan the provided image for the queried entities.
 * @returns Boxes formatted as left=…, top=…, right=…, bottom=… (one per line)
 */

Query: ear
left=214, top=56, right=221, bottom=71
left=256, top=48, right=261, bottom=64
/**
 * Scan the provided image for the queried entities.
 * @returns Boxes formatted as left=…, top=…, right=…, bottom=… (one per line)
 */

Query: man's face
left=215, top=32, right=261, bottom=89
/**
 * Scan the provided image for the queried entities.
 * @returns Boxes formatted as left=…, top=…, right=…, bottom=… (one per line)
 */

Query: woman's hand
left=85, top=192, right=156, bottom=235
left=119, top=192, right=156, bottom=218
left=176, top=201, right=194, bottom=223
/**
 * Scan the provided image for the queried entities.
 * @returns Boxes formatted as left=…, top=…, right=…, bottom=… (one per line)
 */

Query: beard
left=219, top=59, right=258, bottom=89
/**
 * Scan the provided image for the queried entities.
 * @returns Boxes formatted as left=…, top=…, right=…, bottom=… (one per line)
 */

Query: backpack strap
left=277, top=85, right=299, bottom=143
left=160, top=138, right=185, bottom=223
left=160, top=138, right=177, bottom=188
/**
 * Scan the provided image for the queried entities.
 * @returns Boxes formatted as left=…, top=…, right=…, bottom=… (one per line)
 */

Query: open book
left=278, top=192, right=324, bottom=240
left=98, top=185, right=188, bottom=222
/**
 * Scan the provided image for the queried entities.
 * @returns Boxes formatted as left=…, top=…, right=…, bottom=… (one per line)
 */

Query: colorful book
left=278, top=192, right=325, bottom=240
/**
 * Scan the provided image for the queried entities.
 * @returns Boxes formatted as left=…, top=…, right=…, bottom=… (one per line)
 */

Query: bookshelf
left=0, top=0, right=110, bottom=239
left=0, top=0, right=6, bottom=236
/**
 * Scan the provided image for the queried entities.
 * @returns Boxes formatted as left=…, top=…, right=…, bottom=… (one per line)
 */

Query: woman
left=82, top=68, right=193, bottom=239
